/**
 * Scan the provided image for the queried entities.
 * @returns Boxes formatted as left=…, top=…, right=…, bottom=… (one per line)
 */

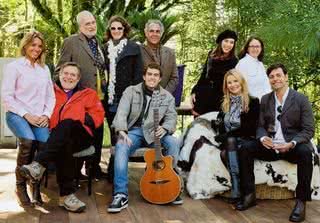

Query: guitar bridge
left=149, top=180, right=170, bottom=185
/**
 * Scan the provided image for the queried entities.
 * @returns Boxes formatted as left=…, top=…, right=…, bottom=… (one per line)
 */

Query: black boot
left=30, top=181, right=43, bottom=205
left=235, top=192, right=256, bottom=211
left=15, top=138, right=33, bottom=206
left=29, top=141, right=46, bottom=205
left=289, top=199, right=306, bottom=222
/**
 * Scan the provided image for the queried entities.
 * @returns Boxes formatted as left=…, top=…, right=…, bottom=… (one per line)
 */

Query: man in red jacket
left=19, top=62, right=105, bottom=213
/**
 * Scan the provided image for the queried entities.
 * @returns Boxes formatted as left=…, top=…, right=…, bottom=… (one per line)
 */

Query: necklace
left=107, top=38, right=128, bottom=104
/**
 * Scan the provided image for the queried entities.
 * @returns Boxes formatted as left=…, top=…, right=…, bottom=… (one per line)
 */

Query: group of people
left=0, top=9, right=315, bottom=223
left=1, top=10, right=179, bottom=213
left=191, top=30, right=314, bottom=222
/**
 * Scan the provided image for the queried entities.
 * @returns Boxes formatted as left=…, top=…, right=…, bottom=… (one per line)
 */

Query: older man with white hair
left=55, top=10, right=107, bottom=180
left=141, top=19, right=178, bottom=94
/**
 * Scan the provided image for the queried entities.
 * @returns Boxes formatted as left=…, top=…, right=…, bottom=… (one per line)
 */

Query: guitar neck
left=153, top=108, right=162, bottom=160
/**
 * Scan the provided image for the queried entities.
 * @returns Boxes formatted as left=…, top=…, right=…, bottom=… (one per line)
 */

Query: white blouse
left=236, top=53, right=271, bottom=100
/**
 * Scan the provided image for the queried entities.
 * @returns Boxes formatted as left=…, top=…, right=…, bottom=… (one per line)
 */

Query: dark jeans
left=239, top=140, right=313, bottom=201
left=35, top=119, right=92, bottom=196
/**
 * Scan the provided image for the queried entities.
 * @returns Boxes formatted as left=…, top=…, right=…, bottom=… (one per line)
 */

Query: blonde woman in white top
left=236, top=37, right=271, bottom=100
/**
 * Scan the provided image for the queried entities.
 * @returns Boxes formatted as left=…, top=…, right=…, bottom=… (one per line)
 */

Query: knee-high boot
left=15, top=138, right=33, bottom=206
left=30, top=181, right=43, bottom=205
left=30, top=141, right=45, bottom=205
left=226, top=137, right=241, bottom=200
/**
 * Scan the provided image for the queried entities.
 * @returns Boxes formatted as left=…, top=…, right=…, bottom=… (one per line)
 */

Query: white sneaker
left=59, top=194, right=86, bottom=212
left=20, top=161, right=46, bottom=181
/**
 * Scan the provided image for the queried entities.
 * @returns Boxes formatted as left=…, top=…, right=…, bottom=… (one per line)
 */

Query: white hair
left=144, top=19, right=164, bottom=36
left=76, top=10, right=94, bottom=26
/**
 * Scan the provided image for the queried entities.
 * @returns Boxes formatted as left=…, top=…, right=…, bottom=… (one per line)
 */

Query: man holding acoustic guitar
left=108, top=62, right=182, bottom=213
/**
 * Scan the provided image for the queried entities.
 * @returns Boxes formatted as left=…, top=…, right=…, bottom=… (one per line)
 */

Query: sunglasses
left=277, top=105, right=282, bottom=121
left=110, top=27, right=124, bottom=31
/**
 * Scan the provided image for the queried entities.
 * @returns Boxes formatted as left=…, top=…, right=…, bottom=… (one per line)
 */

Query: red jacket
left=50, top=83, right=105, bottom=136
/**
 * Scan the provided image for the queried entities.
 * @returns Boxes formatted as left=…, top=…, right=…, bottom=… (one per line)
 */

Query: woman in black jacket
left=103, top=15, right=143, bottom=181
left=214, top=69, right=259, bottom=202
left=103, top=15, right=143, bottom=144
left=191, top=30, right=238, bottom=116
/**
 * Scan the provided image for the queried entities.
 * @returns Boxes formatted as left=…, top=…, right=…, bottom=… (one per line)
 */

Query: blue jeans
left=113, top=127, right=179, bottom=196
left=6, top=112, right=50, bottom=142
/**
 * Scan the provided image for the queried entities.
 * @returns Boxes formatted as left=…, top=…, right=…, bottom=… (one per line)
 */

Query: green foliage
left=0, top=0, right=31, bottom=57
left=176, top=0, right=320, bottom=143
left=175, top=0, right=217, bottom=96
left=258, top=0, right=320, bottom=61
left=127, top=9, right=180, bottom=44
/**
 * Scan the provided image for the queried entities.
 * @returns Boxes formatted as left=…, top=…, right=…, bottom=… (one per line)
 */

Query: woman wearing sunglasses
left=103, top=16, right=143, bottom=172
left=213, top=69, right=259, bottom=203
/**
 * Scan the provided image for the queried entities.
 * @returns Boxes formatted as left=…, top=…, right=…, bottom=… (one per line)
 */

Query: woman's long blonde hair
left=19, top=31, right=46, bottom=67
left=221, top=69, right=250, bottom=113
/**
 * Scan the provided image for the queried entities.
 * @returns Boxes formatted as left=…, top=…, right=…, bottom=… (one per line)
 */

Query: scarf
left=107, top=38, right=128, bottom=104
left=134, top=83, right=160, bottom=127
left=224, top=95, right=242, bottom=132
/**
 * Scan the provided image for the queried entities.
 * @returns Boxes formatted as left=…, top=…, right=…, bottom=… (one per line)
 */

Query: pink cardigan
left=1, top=57, right=55, bottom=118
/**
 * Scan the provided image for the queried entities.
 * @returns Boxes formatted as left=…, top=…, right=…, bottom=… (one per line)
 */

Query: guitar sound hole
left=152, top=160, right=165, bottom=171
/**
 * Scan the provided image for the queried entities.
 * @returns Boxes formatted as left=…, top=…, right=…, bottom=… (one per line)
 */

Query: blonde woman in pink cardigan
left=1, top=31, right=55, bottom=207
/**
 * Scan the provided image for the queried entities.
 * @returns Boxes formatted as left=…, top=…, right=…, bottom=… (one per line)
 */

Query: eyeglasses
left=248, top=45, right=261, bottom=49
left=277, top=105, right=282, bottom=121
left=110, top=27, right=124, bottom=31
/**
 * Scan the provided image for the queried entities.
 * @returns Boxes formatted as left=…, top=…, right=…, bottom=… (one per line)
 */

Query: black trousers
left=35, top=119, right=92, bottom=196
left=105, top=109, right=116, bottom=146
left=239, top=140, right=313, bottom=201
left=92, top=123, right=104, bottom=174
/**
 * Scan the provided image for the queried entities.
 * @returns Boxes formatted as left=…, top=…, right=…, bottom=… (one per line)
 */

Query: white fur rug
left=178, top=112, right=320, bottom=200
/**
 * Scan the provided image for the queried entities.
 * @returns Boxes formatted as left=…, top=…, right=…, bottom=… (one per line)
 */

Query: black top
left=214, top=97, right=260, bottom=143
left=103, top=40, right=143, bottom=105
left=192, top=51, right=238, bottom=114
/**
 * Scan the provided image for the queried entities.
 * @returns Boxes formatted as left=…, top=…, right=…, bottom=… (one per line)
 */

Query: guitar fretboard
left=153, top=107, right=162, bottom=161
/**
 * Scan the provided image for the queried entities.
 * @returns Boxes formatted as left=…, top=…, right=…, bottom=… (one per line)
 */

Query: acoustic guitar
left=140, top=90, right=181, bottom=204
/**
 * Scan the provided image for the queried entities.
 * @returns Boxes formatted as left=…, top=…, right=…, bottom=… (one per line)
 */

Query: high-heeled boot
left=30, top=181, right=43, bottom=205
left=15, top=138, right=33, bottom=206
left=29, top=141, right=47, bottom=205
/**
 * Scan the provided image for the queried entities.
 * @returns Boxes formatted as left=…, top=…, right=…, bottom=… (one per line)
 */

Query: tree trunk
left=30, top=0, right=68, bottom=37
left=54, top=0, right=63, bottom=63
